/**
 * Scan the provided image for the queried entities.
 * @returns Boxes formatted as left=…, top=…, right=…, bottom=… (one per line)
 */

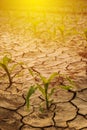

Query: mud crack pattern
left=0, top=6, right=87, bottom=130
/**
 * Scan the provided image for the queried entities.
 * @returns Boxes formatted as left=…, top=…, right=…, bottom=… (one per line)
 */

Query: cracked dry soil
left=0, top=10, right=87, bottom=130
left=0, top=42, right=87, bottom=130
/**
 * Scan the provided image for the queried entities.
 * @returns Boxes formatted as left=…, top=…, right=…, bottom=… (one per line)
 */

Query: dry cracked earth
left=0, top=12, right=87, bottom=130
left=0, top=37, right=87, bottom=130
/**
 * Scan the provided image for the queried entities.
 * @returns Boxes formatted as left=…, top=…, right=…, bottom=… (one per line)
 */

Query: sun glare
left=0, top=0, right=84, bottom=12
left=21, top=0, right=54, bottom=10
left=0, top=0, right=58, bottom=10
left=29, top=0, right=46, bottom=6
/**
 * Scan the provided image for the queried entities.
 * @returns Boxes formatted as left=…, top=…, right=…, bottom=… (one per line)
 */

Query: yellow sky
left=0, top=0, right=86, bottom=10
left=0, top=0, right=70, bottom=9
left=0, top=0, right=56, bottom=8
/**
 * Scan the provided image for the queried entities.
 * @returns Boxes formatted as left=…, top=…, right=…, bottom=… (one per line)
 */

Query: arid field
left=0, top=0, right=87, bottom=129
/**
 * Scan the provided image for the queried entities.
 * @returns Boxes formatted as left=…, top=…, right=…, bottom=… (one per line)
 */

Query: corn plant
left=26, top=85, right=37, bottom=110
left=26, top=68, right=73, bottom=111
left=0, top=55, right=12, bottom=89
left=37, top=72, right=58, bottom=110
left=26, top=68, right=58, bottom=110
left=0, top=55, right=23, bottom=90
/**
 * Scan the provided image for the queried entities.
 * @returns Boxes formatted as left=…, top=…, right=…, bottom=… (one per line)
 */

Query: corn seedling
left=26, top=68, right=58, bottom=110
left=26, top=85, right=37, bottom=110
left=0, top=55, right=12, bottom=89
left=0, top=55, right=24, bottom=90
left=37, top=72, right=58, bottom=110
left=26, top=68, right=73, bottom=111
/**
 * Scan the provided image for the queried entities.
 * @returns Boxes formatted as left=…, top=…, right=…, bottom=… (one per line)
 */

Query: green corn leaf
left=26, top=85, right=37, bottom=109
left=0, top=62, right=7, bottom=72
left=18, top=62, right=24, bottom=65
left=66, top=76, right=74, bottom=86
left=39, top=74, right=48, bottom=84
left=28, top=68, right=34, bottom=77
left=37, top=84, right=45, bottom=96
left=60, top=85, right=72, bottom=90
left=0, top=62, right=3, bottom=68
left=10, top=64, right=19, bottom=72
left=48, top=72, right=58, bottom=83
left=0, top=62, right=11, bottom=84
left=48, top=88, right=56, bottom=98
left=2, top=56, right=11, bottom=65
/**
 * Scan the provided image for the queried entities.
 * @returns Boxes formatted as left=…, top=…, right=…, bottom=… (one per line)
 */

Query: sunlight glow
left=20, top=0, right=57, bottom=11
left=28, top=0, right=48, bottom=6
left=0, top=0, right=65, bottom=11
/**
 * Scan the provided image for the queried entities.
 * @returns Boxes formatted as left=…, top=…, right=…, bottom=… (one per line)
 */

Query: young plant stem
left=0, top=63, right=12, bottom=89
left=45, top=83, right=49, bottom=110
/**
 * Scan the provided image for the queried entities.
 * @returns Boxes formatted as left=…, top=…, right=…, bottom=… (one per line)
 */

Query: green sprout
left=26, top=85, right=37, bottom=110
left=26, top=69, right=58, bottom=110
left=0, top=55, right=24, bottom=90
left=0, top=55, right=12, bottom=89
left=26, top=68, right=73, bottom=111
left=37, top=72, right=58, bottom=110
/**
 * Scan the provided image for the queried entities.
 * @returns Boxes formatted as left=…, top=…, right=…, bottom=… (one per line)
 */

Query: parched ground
left=0, top=10, right=87, bottom=130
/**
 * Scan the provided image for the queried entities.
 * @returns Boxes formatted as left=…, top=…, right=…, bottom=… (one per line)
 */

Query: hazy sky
left=0, top=0, right=72, bottom=8
left=0, top=0, right=86, bottom=10
left=0, top=0, right=57, bottom=9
